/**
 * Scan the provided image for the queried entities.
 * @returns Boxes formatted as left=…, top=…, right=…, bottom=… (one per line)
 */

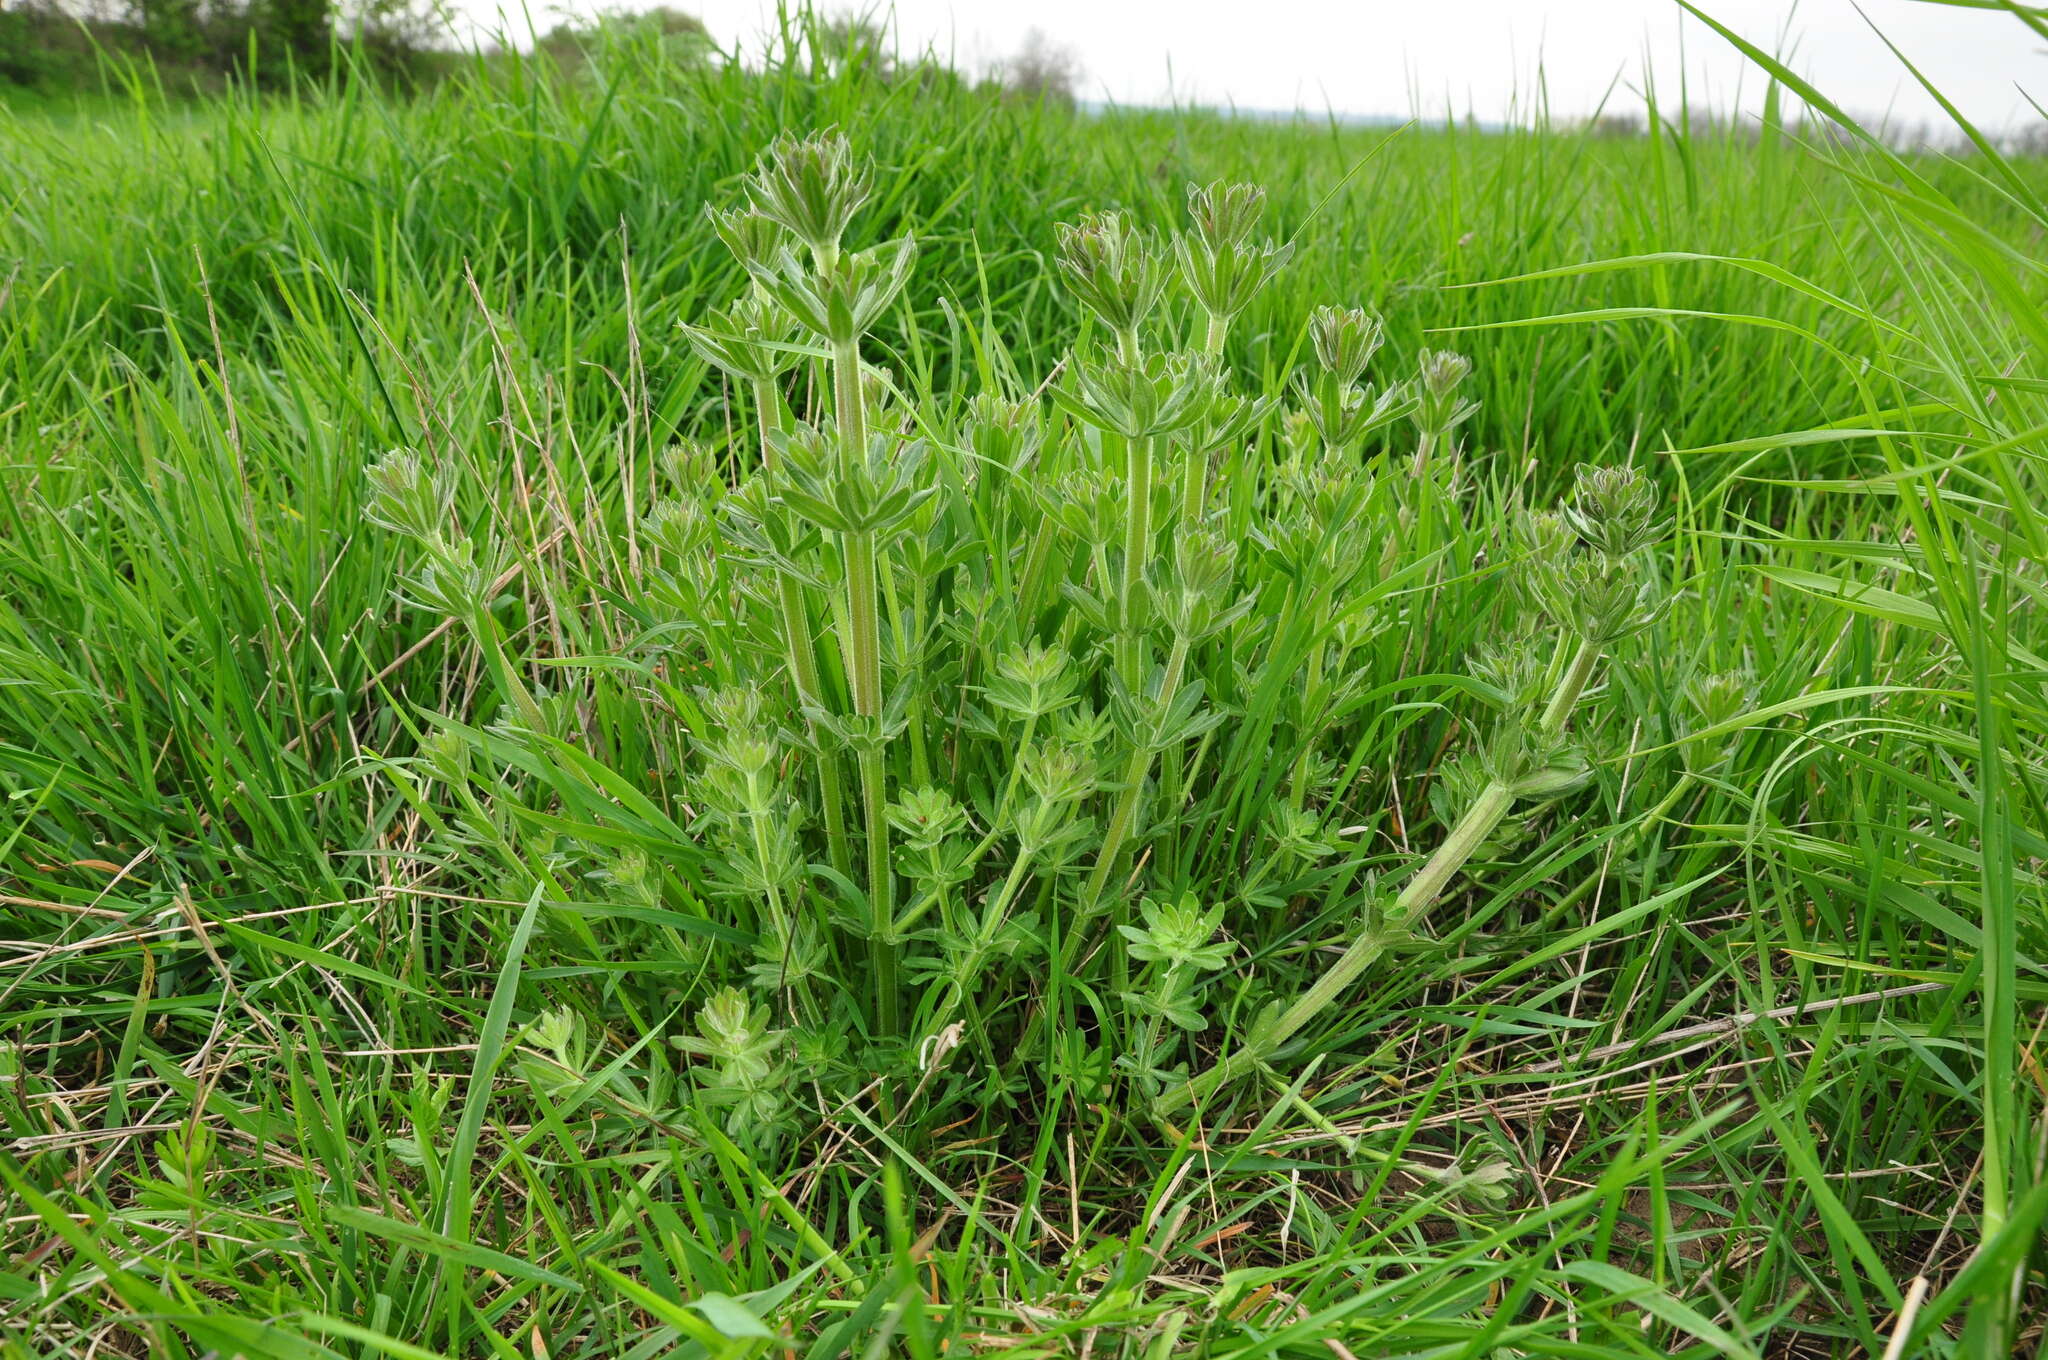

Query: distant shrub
left=0, top=0, right=445, bottom=91
left=1581, top=112, right=1645, bottom=139
left=990, top=27, right=1081, bottom=108
left=0, top=4, right=91, bottom=89
left=534, top=5, right=714, bottom=77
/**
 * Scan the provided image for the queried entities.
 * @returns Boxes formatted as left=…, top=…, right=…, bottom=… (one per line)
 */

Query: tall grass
left=0, top=11, right=2040, bottom=1357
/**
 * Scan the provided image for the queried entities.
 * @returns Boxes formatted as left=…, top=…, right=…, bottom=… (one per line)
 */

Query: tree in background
left=262, top=0, right=331, bottom=72
left=0, top=0, right=445, bottom=89
left=816, top=10, right=893, bottom=80
left=534, top=7, right=713, bottom=79
left=995, top=27, right=1080, bottom=108
left=1, top=2, right=1082, bottom=103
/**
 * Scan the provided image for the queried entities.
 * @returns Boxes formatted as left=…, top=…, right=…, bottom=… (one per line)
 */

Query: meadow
left=1, top=10, right=2043, bottom=1357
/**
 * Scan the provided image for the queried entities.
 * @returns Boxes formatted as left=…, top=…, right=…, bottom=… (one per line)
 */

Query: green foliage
left=0, top=9, right=2042, bottom=1358
left=0, top=0, right=447, bottom=95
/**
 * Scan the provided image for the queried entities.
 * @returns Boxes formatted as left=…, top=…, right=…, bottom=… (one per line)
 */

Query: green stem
left=1159, top=629, right=1608, bottom=1115
left=890, top=882, right=950, bottom=937
left=470, top=606, right=548, bottom=735
left=1540, top=637, right=1602, bottom=737
left=833, top=335, right=894, bottom=1033
left=756, top=377, right=852, bottom=878
left=1289, top=612, right=1327, bottom=809
left=1117, top=431, right=1153, bottom=686
left=882, top=558, right=928, bottom=786
left=993, top=712, right=1040, bottom=831
left=1075, top=632, right=1191, bottom=927
left=1016, top=516, right=1060, bottom=632
left=833, top=338, right=866, bottom=454
left=1412, top=428, right=1436, bottom=480
left=746, top=805, right=815, bottom=1019
left=1180, top=445, right=1209, bottom=530
left=1181, top=311, right=1229, bottom=526
left=847, top=528, right=894, bottom=1031
left=894, top=738, right=1058, bottom=939
left=1163, top=781, right=1514, bottom=1113
left=922, top=841, right=1039, bottom=1034
left=1133, top=959, right=1184, bottom=1078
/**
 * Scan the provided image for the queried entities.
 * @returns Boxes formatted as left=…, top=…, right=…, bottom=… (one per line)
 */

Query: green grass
left=1, top=9, right=2043, bottom=1357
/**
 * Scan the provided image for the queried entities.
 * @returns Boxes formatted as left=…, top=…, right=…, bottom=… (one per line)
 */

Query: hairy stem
left=928, top=841, right=1040, bottom=1032
left=1204, top=312, right=1229, bottom=357
left=1117, top=432, right=1153, bottom=686
left=833, top=336, right=895, bottom=1033
left=1412, top=428, right=1436, bottom=480
left=756, top=377, right=852, bottom=877
left=1540, top=637, right=1602, bottom=737
left=1016, top=516, right=1061, bottom=632
left=1076, top=631, right=1191, bottom=929
left=1181, top=310, right=1228, bottom=525
left=846, top=532, right=894, bottom=1023
left=469, top=606, right=549, bottom=735
left=1159, top=630, right=1607, bottom=1115
left=1133, top=958, right=1186, bottom=1081
left=1288, top=613, right=1327, bottom=809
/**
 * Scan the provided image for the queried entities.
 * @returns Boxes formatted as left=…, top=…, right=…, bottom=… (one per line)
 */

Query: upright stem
left=1412, top=428, right=1436, bottom=481
left=1133, top=959, right=1186, bottom=1077
left=1160, top=313, right=1230, bottom=861
left=992, top=712, right=1040, bottom=831
left=1288, top=607, right=1327, bottom=809
left=1117, top=432, right=1153, bottom=687
left=1179, top=453, right=1206, bottom=530
left=1075, top=632, right=1191, bottom=928
left=926, top=842, right=1039, bottom=1033
left=1111, top=323, right=1152, bottom=687
left=845, top=533, right=894, bottom=1010
left=1016, top=517, right=1061, bottom=633
left=833, top=336, right=895, bottom=1033
left=755, top=378, right=852, bottom=878
left=1158, top=630, right=1608, bottom=1115
left=470, top=606, right=549, bottom=735
left=1203, top=312, right=1229, bottom=357
left=833, top=338, right=867, bottom=454
left=747, top=807, right=805, bottom=1015
left=1182, top=311, right=1228, bottom=525
left=883, top=561, right=929, bottom=785
left=1541, top=637, right=1602, bottom=737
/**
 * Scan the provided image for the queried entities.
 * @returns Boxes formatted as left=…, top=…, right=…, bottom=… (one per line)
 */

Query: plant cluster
left=365, top=131, right=1673, bottom=1137
left=7, top=16, right=2043, bottom=1350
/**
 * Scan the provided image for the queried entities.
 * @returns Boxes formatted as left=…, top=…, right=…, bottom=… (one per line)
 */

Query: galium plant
left=364, top=130, right=1682, bottom=1142
left=1117, top=892, right=1234, bottom=1096
left=11, top=25, right=2032, bottom=1348
left=1160, top=461, right=1668, bottom=1113
left=364, top=448, right=545, bottom=735
left=1297, top=305, right=1412, bottom=459
left=672, top=987, right=792, bottom=1147
left=1409, top=347, right=1480, bottom=475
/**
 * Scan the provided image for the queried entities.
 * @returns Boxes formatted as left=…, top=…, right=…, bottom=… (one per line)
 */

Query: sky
left=468, top=0, right=2043, bottom=137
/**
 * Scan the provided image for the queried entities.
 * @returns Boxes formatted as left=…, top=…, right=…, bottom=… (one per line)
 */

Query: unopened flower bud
left=1562, top=462, right=1663, bottom=558
left=1309, top=306, right=1384, bottom=386
left=746, top=131, right=871, bottom=259
left=364, top=448, right=448, bottom=543
left=1178, top=181, right=1292, bottom=323
left=1056, top=210, right=1166, bottom=339
left=707, top=204, right=789, bottom=275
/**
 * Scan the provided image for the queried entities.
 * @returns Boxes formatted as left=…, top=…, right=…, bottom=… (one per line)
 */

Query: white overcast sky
left=469, top=1, right=2041, bottom=135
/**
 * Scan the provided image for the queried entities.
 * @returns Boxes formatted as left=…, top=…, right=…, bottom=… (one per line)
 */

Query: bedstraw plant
left=364, top=130, right=1687, bottom=1139
left=7, top=16, right=2042, bottom=1352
